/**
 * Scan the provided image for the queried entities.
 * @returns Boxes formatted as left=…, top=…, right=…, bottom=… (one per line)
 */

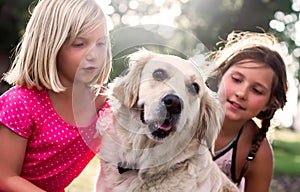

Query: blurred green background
left=1, top=0, right=300, bottom=191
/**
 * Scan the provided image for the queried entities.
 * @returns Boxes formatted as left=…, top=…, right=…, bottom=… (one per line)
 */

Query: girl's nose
left=235, top=86, right=248, bottom=100
left=86, top=46, right=98, bottom=61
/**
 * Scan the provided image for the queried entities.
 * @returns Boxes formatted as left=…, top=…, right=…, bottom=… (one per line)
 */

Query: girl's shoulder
left=0, top=86, right=48, bottom=138
left=1, top=86, right=47, bottom=102
left=240, top=120, right=272, bottom=153
left=0, top=85, right=52, bottom=122
left=241, top=120, right=273, bottom=165
left=240, top=120, right=273, bottom=158
left=235, top=120, right=273, bottom=183
left=244, top=128, right=273, bottom=189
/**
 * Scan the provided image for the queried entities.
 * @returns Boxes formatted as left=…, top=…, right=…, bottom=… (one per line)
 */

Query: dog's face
left=137, top=54, right=204, bottom=140
left=111, top=49, right=222, bottom=149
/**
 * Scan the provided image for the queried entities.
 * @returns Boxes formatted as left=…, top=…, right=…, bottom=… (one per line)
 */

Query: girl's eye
left=72, top=42, right=84, bottom=47
left=232, top=76, right=241, bottom=83
left=97, top=41, right=106, bottom=47
left=253, top=88, right=263, bottom=95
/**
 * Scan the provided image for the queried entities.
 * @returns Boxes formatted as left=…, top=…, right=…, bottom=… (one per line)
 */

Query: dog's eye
left=189, top=83, right=200, bottom=94
left=153, top=69, right=168, bottom=81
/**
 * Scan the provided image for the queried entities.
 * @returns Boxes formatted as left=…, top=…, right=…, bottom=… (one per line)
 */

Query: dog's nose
left=162, top=94, right=182, bottom=114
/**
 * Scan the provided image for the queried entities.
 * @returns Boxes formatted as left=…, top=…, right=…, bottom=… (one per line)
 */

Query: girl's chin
left=225, top=111, right=242, bottom=121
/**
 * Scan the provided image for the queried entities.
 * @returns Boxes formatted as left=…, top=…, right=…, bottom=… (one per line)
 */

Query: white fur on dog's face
left=97, top=50, right=238, bottom=192
left=137, top=55, right=205, bottom=140
left=105, top=49, right=223, bottom=168
left=98, top=49, right=225, bottom=178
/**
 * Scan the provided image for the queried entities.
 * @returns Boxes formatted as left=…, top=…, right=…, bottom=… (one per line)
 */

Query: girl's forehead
left=229, top=61, right=274, bottom=79
left=232, top=59, right=271, bottom=70
left=68, top=20, right=107, bottom=41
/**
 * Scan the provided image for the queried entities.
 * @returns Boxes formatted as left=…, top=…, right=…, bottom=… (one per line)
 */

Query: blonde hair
left=4, top=0, right=111, bottom=92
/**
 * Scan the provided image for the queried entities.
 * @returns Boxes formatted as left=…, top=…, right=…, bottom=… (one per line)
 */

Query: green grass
left=272, top=128, right=300, bottom=176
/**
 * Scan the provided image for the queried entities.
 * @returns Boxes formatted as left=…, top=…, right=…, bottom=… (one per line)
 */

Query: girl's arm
left=244, top=138, right=274, bottom=192
left=0, top=125, right=46, bottom=192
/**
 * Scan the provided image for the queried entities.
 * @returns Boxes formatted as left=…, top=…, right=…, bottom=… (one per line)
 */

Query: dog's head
left=110, top=49, right=223, bottom=151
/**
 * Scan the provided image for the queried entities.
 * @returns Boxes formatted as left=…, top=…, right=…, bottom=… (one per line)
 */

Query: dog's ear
left=111, top=63, right=143, bottom=108
left=112, top=49, right=155, bottom=108
left=197, top=89, right=224, bottom=151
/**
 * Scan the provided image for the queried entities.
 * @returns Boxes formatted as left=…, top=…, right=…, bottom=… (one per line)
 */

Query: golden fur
left=97, top=49, right=239, bottom=192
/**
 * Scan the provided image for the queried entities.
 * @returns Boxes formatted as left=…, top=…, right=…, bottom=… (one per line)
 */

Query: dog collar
left=117, top=162, right=139, bottom=174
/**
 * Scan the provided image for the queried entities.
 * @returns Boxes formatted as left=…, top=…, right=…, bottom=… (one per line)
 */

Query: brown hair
left=207, top=31, right=288, bottom=160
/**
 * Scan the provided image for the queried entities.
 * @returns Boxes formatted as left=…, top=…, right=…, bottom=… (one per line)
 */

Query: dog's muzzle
left=140, top=94, right=183, bottom=140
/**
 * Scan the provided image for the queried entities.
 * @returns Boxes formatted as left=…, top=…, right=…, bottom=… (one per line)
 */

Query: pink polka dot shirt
left=0, top=86, right=110, bottom=192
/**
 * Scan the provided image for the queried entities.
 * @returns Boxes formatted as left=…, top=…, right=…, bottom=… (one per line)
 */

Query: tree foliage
left=0, top=0, right=297, bottom=87
left=269, top=0, right=300, bottom=83
left=0, top=0, right=33, bottom=52
left=103, top=0, right=295, bottom=80
left=178, top=0, right=292, bottom=49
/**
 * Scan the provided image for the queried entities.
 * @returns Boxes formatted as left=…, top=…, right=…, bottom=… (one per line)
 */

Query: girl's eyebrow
left=231, top=70, right=244, bottom=78
left=96, top=36, right=108, bottom=41
left=76, top=36, right=108, bottom=40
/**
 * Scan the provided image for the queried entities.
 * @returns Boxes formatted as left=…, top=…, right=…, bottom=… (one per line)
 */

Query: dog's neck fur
left=115, top=139, right=214, bottom=191
left=118, top=134, right=206, bottom=175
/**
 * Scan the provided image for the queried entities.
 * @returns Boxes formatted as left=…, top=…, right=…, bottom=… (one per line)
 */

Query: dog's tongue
left=158, top=123, right=172, bottom=131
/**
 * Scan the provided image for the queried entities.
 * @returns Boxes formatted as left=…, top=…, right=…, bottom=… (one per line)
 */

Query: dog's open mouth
left=141, top=109, right=179, bottom=140
left=149, top=119, right=173, bottom=139
left=139, top=94, right=182, bottom=140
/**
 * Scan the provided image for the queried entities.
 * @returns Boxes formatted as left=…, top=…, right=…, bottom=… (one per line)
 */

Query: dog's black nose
left=162, top=94, right=182, bottom=114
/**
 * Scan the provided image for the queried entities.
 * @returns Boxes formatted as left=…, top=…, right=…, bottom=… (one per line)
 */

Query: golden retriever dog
left=97, top=49, right=239, bottom=192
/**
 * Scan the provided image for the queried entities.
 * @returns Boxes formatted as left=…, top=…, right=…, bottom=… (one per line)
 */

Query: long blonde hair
left=4, top=0, right=111, bottom=92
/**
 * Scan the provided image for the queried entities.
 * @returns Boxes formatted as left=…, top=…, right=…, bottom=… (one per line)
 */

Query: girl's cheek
left=252, top=97, right=269, bottom=110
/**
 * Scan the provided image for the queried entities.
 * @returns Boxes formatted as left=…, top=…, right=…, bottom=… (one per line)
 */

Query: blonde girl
left=0, top=0, right=111, bottom=191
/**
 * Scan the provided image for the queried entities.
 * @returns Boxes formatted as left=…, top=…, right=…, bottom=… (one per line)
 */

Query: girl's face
left=218, top=59, right=274, bottom=122
left=57, top=21, right=108, bottom=87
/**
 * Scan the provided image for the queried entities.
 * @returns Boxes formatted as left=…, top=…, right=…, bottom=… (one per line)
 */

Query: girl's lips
left=228, top=100, right=245, bottom=110
left=82, top=67, right=97, bottom=73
